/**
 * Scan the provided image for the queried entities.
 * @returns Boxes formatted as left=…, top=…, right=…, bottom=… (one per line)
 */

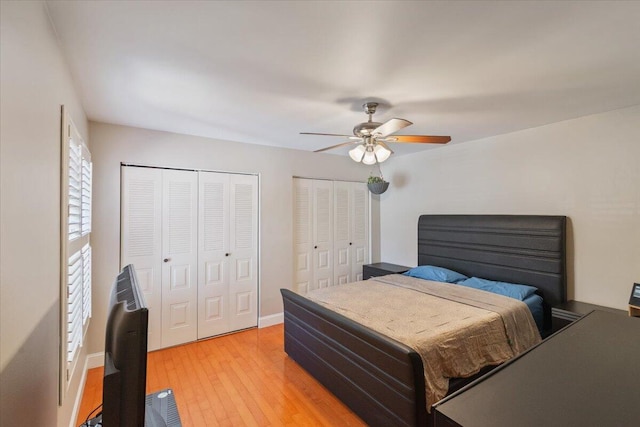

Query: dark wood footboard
left=281, top=288, right=427, bottom=427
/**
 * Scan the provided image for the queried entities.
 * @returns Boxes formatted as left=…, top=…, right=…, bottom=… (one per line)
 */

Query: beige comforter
left=304, top=274, right=541, bottom=409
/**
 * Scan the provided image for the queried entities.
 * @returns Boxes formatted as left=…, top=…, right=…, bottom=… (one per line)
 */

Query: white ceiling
left=46, top=1, right=640, bottom=157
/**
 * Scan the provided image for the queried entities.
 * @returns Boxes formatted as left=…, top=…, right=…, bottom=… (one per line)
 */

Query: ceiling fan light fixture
left=349, top=145, right=366, bottom=162
left=362, top=149, right=377, bottom=165
left=373, top=144, right=391, bottom=163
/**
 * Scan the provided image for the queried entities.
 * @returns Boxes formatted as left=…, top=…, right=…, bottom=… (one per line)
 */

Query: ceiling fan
left=301, top=102, right=451, bottom=165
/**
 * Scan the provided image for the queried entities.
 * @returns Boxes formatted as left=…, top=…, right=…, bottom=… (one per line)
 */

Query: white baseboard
left=87, top=351, right=105, bottom=369
left=258, top=312, right=284, bottom=328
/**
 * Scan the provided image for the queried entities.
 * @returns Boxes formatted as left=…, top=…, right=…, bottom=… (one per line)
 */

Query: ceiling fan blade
left=372, top=118, right=412, bottom=137
left=385, top=135, right=451, bottom=144
left=301, top=132, right=361, bottom=140
left=314, top=141, right=358, bottom=153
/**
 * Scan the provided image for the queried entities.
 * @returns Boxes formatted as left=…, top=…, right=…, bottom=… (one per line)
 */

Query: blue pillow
left=524, top=294, right=544, bottom=331
left=457, top=277, right=538, bottom=301
left=403, top=265, right=468, bottom=284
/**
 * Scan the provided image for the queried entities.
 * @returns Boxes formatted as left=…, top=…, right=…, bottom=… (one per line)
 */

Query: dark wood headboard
left=417, top=215, right=567, bottom=312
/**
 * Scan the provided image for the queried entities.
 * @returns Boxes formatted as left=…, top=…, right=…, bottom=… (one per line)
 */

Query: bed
left=281, top=215, right=567, bottom=426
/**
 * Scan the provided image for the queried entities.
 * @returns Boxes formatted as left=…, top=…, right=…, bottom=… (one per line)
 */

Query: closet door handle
left=314, top=245, right=318, bottom=249
left=163, top=258, right=170, bottom=263
left=349, top=242, right=352, bottom=246
left=225, top=253, right=230, bottom=257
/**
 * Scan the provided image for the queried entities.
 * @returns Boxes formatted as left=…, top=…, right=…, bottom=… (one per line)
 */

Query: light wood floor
left=77, top=324, right=366, bottom=426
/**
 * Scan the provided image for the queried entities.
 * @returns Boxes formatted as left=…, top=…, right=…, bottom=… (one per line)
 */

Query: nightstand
left=551, top=300, right=626, bottom=333
left=363, top=263, right=412, bottom=280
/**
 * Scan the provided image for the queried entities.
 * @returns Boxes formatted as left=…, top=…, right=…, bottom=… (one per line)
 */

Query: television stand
left=81, top=388, right=181, bottom=427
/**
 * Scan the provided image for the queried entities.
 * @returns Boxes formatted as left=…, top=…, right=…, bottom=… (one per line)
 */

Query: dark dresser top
left=434, top=310, right=640, bottom=427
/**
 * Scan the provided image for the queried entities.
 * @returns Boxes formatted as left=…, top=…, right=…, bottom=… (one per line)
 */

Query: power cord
left=81, top=403, right=103, bottom=427
left=84, top=403, right=102, bottom=422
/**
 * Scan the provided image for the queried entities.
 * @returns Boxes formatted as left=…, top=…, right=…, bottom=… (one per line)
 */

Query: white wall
left=88, top=121, right=379, bottom=353
left=0, top=2, right=89, bottom=426
left=380, top=105, right=640, bottom=310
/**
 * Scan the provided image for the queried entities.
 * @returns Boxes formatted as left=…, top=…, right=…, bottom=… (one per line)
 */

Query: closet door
left=161, top=169, right=198, bottom=348
left=120, top=166, right=163, bottom=351
left=333, top=181, right=351, bottom=285
left=350, top=182, right=369, bottom=281
left=197, top=172, right=230, bottom=339
left=313, top=180, right=333, bottom=289
left=198, top=172, right=258, bottom=338
left=293, top=179, right=313, bottom=294
left=228, top=174, right=258, bottom=331
left=294, top=179, right=369, bottom=292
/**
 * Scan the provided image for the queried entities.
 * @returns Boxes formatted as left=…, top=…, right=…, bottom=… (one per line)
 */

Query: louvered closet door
left=293, top=179, right=368, bottom=291
left=293, top=179, right=313, bottom=294
left=333, top=181, right=351, bottom=285
left=228, top=174, right=258, bottom=331
left=350, top=182, right=369, bottom=281
left=121, top=166, right=163, bottom=351
left=313, top=180, right=333, bottom=289
left=197, top=172, right=230, bottom=339
left=161, top=169, right=198, bottom=348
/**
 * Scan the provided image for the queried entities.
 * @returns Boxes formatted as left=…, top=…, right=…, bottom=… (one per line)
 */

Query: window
left=60, top=106, right=92, bottom=400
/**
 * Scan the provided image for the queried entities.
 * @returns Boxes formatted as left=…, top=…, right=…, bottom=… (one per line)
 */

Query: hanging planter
left=367, top=175, right=389, bottom=195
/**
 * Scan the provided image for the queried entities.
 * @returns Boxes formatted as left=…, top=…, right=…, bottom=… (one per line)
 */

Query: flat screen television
left=101, top=264, right=149, bottom=427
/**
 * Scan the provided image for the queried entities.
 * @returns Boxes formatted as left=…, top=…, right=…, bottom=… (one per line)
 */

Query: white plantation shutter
left=60, top=107, right=92, bottom=394
left=68, top=139, right=82, bottom=241
left=81, top=151, right=92, bottom=235
left=67, top=249, right=83, bottom=363
left=82, top=243, right=92, bottom=325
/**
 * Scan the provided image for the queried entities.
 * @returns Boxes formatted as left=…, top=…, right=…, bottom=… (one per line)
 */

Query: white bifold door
left=334, top=180, right=369, bottom=284
left=293, top=178, right=333, bottom=294
left=121, top=166, right=258, bottom=351
left=120, top=166, right=164, bottom=350
left=161, top=169, right=199, bottom=348
left=293, top=178, right=368, bottom=294
left=197, top=172, right=258, bottom=339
